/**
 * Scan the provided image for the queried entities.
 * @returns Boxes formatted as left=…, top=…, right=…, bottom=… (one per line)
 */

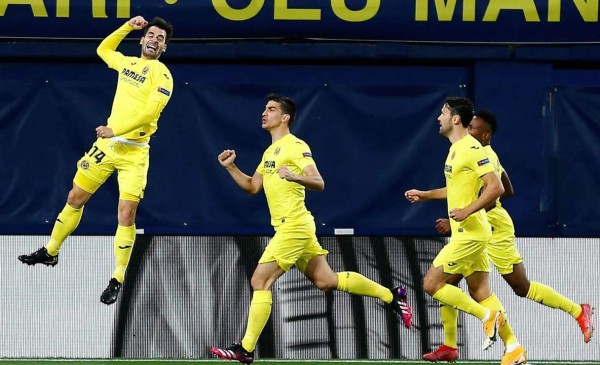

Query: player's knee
left=250, top=279, right=262, bottom=291
left=422, top=277, right=438, bottom=296
left=469, top=288, right=491, bottom=303
left=118, top=205, right=137, bottom=226
left=510, top=282, right=529, bottom=297
left=448, top=274, right=462, bottom=286
left=250, top=273, right=274, bottom=290
left=118, top=212, right=135, bottom=226
left=66, top=187, right=89, bottom=208
left=313, top=278, right=336, bottom=292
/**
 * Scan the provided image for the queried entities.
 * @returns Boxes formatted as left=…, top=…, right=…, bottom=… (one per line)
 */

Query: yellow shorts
left=73, top=137, right=150, bottom=202
left=488, top=231, right=523, bottom=275
left=259, top=219, right=328, bottom=272
left=433, top=238, right=490, bottom=277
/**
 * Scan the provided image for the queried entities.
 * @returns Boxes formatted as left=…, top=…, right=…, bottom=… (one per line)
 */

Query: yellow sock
left=45, top=203, right=84, bottom=256
left=479, top=294, right=518, bottom=347
left=241, top=290, right=272, bottom=352
left=433, top=284, right=488, bottom=320
left=440, top=304, right=459, bottom=348
left=526, top=281, right=581, bottom=318
left=113, top=225, right=136, bottom=283
left=336, top=271, right=393, bottom=303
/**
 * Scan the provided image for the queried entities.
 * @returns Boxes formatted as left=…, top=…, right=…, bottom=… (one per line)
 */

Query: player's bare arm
left=482, top=170, right=514, bottom=211
left=449, top=172, right=504, bottom=222
left=277, top=164, right=324, bottom=191
left=404, top=187, right=447, bottom=203
left=479, top=184, right=497, bottom=212
left=500, top=171, right=514, bottom=200
left=218, top=149, right=263, bottom=195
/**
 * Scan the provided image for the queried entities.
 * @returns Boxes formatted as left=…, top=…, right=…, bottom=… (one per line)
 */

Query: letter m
left=416, top=0, right=476, bottom=21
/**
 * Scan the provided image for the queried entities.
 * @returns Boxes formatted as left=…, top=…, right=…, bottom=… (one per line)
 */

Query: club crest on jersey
left=274, top=147, right=281, bottom=155
left=80, top=160, right=90, bottom=170
left=157, top=87, right=171, bottom=96
left=302, top=152, right=312, bottom=157
left=477, top=158, right=490, bottom=166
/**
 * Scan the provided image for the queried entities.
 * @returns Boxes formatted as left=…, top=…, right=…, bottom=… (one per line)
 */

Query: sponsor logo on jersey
left=274, top=147, right=281, bottom=155
left=444, top=164, right=452, bottom=173
left=157, top=87, right=171, bottom=96
left=121, top=68, right=146, bottom=83
left=302, top=152, right=312, bottom=157
left=142, top=66, right=149, bottom=75
left=477, top=158, right=490, bottom=166
left=264, top=160, right=275, bottom=169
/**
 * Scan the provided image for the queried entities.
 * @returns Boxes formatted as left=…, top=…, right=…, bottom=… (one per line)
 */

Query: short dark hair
left=473, top=109, right=497, bottom=134
left=445, top=97, right=474, bottom=128
left=266, top=93, right=296, bottom=126
left=144, top=17, right=174, bottom=44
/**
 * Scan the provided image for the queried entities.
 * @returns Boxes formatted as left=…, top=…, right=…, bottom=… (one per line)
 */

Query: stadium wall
left=2, top=2, right=598, bottom=361
left=2, top=235, right=598, bottom=361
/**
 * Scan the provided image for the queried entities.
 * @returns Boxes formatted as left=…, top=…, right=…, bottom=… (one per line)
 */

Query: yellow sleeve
left=293, top=141, right=315, bottom=171
left=498, top=160, right=506, bottom=175
left=149, top=66, right=173, bottom=104
left=256, top=150, right=266, bottom=175
left=111, top=99, right=166, bottom=136
left=97, top=22, right=134, bottom=69
left=470, top=149, right=495, bottom=177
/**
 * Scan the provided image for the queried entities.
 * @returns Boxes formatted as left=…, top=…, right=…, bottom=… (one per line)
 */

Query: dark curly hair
left=143, top=17, right=174, bottom=44
left=445, top=97, right=474, bottom=128
left=267, top=93, right=297, bottom=126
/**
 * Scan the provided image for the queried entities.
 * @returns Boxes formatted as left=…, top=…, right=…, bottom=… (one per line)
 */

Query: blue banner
left=0, top=0, right=598, bottom=43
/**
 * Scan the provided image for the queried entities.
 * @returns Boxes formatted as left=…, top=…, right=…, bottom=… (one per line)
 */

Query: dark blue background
left=1, top=1, right=599, bottom=42
left=2, top=58, right=600, bottom=236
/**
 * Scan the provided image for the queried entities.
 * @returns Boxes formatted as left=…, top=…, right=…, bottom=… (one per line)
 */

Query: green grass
left=0, top=360, right=599, bottom=365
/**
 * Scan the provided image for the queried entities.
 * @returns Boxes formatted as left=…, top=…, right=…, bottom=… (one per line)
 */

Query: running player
left=423, top=110, right=593, bottom=364
left=18, top=16, right=174, bottom=305
left=211, top=94, right=412, bottom=364
left=405, top=97, right=515, bottom=363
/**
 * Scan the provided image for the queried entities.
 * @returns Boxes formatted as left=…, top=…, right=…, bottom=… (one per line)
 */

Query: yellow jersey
left=484, top=145, right=515, bottom=235
left=256, top=134, right=316, bottom=227
left=444, top=134, right=495, bottom=240
left=97, top=23, right=173, bottom=143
